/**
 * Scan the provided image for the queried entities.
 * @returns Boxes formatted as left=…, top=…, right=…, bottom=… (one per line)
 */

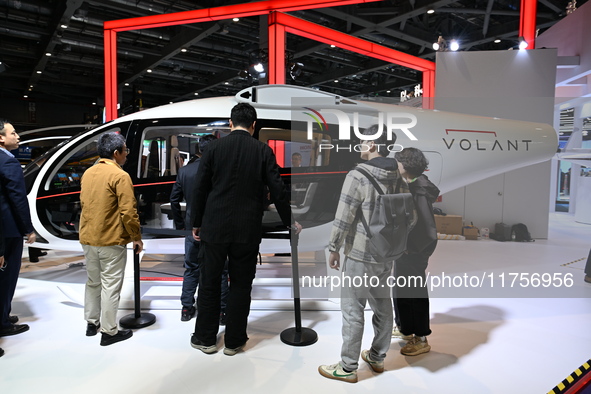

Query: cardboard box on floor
left=434, top=214, right=463, bottom=235
left=463, top=226, right=479, bottom=240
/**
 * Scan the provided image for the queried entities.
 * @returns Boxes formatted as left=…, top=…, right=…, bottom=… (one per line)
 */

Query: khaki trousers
left=83, top=244, right=127, bottom=335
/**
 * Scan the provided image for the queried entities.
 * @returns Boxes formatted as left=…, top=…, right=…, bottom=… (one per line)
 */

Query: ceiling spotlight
left=92, top=102, right=96, bottom=105
left=147, top=69, right=153, bottom=73
left=180, top=48, right=188, bottom=52
left=518, top=37, right=528, bottom=50
left=433, top=36, right=445, bottom=51
left=494, top=39, right=501, bottom=43
left=233, top=17, right=240, bottom=22
left=194, top=92, right=199, bottom=96
left=23, top=95, right=28, bottom=98
left=36, top=70, right=42, bottom=74
left=334, top=79, right=339, bottom=83
left=224, top=82, right=229, bottom=85
left=289, top=62, right=303, bottom=80
left=247, top=50, right=268, bottom=78
left=60, top=24, right=68, bottom=29
left=253, top=63, right=264, bottom=73
left=45, top=52, right=52, bottom=56
left=330, top=45, right=336, bottom=48
left=449, top=40, right=459, bottom=51
left=427, top=9, right=435, bottom=14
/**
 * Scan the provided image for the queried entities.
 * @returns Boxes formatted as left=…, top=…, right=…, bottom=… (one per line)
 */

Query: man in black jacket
left=392, top=147, right=439, bottom=356
left=170, top=134, right=228, bottom=323
left=190, top=103, right=299, bottom=355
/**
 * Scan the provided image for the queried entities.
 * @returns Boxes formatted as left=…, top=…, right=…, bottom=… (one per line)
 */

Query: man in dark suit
left=0, top=181, right=5, bottom=357
left=0, top=119, right=36, bottom=337
left=190, top=103, right=300, bottom=355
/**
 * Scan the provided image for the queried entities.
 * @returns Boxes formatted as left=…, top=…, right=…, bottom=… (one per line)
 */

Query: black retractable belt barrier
left=279, top=229, right=318, bottom=346
left=120, top=246, right=156, bottom=329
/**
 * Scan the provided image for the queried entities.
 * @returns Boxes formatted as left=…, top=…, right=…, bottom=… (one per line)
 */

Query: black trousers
left=194, top=241, right=259, bottom=348
left=585, top=248, right=591, bottom=277
left=0, top=237, right=23, bottom=328
left=392, top=253, right=432, bottom=337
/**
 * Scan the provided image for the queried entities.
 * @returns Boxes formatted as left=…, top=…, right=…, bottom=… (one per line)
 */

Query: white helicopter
left=24, top=84, right=558, bottom=255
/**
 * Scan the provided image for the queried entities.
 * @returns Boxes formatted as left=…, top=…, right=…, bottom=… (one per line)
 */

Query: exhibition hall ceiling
left=0, top=0, right=585, bottom=113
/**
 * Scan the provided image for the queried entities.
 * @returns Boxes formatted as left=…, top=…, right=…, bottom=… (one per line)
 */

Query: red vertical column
left=104, top=29, right=118, bottom=121
left=422, top=69, right=435, bottom=110
left=268, top=12, right=286, bottom=85
left=519, top=0, right=537, bottom=49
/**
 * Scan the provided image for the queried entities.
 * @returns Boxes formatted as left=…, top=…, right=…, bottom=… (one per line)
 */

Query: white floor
left=1, top=212, right=590, bottom=393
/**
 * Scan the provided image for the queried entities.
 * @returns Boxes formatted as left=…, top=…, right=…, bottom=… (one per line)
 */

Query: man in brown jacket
left=80, top=132, right=143, bottom=346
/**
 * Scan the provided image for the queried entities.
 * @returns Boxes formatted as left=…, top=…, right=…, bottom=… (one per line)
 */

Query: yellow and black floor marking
left=561, top=258, right=587, bottom=268
left=548, top=359, right=591, bottom=394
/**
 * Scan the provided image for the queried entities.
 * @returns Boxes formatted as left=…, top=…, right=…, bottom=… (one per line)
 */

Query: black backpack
left=512, top=223, right=534, bottom=242
left=355, top=167, right=416, bottom=263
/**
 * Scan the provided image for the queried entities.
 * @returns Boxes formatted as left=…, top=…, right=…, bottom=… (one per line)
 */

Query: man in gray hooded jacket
left=319, top=125, right=413, bottom=383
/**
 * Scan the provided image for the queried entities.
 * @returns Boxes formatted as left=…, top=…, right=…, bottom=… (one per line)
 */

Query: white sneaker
left=318, top=363, right=358, bottom=383
left=361, top=349, right=384, bottom=373
left=392, top=326, right=413, bottom=340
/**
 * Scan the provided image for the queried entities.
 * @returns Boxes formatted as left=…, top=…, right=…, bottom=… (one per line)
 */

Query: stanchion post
left=280, top=228, right=318, bottom=346
left=120, top=246, right=156, bottom=329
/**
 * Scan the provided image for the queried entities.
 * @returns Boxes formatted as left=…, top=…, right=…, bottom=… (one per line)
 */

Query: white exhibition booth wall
left=433, top=48, right=558, bottom=239
left=537, top=0, right=591, bottom=224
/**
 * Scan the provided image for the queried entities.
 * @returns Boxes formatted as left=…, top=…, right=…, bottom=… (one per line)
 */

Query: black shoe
left=181, top=306, right=196, bottom=322
left=190, top=335, right=217, bottom=354
left=8, top=315, right=18, bottom=324
left=0, top=324, right=29, bottom=337
left=29, top=257, right=39, bottom=263
left=100, top=329, right=133, bottom=346
left=39, top=251, right=48, bottom=257
left=219, top=311, right=227, bottom=326
left=0, top=348, right=4, bottom=357
left=86, top=322, right=100, bottom=336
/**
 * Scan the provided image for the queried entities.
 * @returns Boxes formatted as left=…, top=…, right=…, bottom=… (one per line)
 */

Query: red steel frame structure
left=103, top=0, right=435, bottom=121
left=519, top=0, right=537, bottom=49
left=103, top=0, right=538, bottom=121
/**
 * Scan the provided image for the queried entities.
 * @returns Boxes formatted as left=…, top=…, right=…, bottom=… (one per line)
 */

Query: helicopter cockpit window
left=138, top=124, right=230, bottom=179
left=136, top=123, right=229, bottom=230
left=45, top=128, right=122, bottom=192
left=259, top=128, right=330, bottom=168
left=259, top=128, right=330, bottom=213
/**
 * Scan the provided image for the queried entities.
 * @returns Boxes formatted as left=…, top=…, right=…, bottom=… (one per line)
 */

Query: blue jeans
left=181, top=236, right=229, bottom=311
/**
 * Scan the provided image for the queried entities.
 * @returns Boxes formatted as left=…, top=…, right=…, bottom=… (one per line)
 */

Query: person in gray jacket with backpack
left=319, top=125, right=414, bottom=383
